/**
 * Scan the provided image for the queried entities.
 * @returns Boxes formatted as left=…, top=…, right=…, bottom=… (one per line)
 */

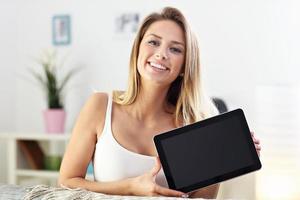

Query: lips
left=148, top=61, right=169, bottom=71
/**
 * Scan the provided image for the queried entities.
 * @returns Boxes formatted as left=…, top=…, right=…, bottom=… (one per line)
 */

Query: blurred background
left=0, top=0, right=299, bottom=199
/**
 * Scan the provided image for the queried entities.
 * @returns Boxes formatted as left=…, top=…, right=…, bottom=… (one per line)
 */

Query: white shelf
left=16, top=169, right=94, bottom=181
left=0, top=133, right=72, bottom=185
left=0, top=133, right=71, bottom=141
left=16, top=169, right=59, bottom=178
left=1, top=132, right=94, bottom=186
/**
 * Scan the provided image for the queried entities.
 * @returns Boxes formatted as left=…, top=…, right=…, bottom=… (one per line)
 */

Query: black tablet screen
left=160, top=115, right=254, bottom=188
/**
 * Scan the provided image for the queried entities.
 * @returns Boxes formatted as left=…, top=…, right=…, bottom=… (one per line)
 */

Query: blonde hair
left=113, top=7, right=218, bottom=126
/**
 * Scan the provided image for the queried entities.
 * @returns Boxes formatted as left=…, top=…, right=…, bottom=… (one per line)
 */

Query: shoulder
left=83, top=92, right=109, bottom=114
left=88, top=92, right=109, bottom=107
left=77, top=92, right=109, bottom=133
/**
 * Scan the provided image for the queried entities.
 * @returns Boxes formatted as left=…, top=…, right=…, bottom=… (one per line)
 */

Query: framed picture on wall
left=113, top=12, right=140, bottom=40
left=115, top=12, right=140, bottom=34
left=52, top=15, right=71, bottom=46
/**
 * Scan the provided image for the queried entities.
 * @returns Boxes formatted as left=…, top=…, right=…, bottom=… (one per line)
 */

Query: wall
left=0, top=1, right=18, bottom=182
left=14, top=0, right=263, bottom=131
left=0, top=0, right=299, bottom=199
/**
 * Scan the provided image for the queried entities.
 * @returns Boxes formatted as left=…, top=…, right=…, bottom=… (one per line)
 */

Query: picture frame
left=115, top=12, right=140, bottom=34
left=52, top=15, right=71, bottom=46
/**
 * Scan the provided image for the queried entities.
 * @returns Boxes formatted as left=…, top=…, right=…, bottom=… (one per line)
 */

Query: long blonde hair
left=113, top=7, right=218, bottom=127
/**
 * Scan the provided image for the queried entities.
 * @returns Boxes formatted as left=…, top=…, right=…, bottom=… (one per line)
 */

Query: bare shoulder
left=87, top=92, right=108, bottom=118
left=74, top=92, right=109, bottom=136
left=87, top=92, right=109, bottom=109
left=59, top=92, right=109, bottom=183
left=81, top=92, right=108, bottom=115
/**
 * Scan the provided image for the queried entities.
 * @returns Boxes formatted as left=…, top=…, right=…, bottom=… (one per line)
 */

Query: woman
left=59, top=7, right=261, bottom=198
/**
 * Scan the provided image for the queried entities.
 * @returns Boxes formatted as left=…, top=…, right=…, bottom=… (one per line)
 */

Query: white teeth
left=150, top=62, right=167, bottom=70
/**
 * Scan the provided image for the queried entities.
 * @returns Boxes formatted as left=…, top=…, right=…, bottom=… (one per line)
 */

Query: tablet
left=154, top=108, right=261, bottom=193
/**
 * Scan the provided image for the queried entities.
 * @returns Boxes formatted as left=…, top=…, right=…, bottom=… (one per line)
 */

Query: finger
left=154, top=185, right=185, bottom=197
left=251, top=135, right=260, bottom=143
left=150, top=157, right=161, bottom=176
left=253, top=138, right=260, bottom=144
left=255, top=144, right=261, bottom=151
left=251, top=131, right=256, bottom=138
left=255, top=145, right=261, bottom=157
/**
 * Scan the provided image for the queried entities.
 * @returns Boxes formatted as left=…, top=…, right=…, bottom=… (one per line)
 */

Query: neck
left=127, top=82, right=172, bottom=123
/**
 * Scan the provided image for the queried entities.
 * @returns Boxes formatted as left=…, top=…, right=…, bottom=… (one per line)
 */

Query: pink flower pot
left=43, top=109, right=66, bottom=133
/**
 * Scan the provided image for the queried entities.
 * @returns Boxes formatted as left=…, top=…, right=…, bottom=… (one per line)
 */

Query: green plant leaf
left=28, top=68, right=47, bottom=90
left=28, top=50, right=79, bottom=109
left=58, top=67, right=81, bottom=93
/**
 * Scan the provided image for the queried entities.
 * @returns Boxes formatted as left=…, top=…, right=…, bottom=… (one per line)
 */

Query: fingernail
left=181, top=194, right=189, bottom=198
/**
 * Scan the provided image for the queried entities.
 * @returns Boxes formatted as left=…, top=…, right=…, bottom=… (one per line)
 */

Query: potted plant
left=29, top=50, right=79, bottom=133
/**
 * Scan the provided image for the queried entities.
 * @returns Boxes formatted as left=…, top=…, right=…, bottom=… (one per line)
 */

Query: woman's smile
left=147, top=61, right=169, bottom=73
left=137, top=20, right=185, bottom=84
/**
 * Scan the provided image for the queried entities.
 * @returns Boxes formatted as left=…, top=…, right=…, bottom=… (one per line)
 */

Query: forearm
left=59, top=177, right=133, bottom=196
left=189, top=183, right=220, bottom=199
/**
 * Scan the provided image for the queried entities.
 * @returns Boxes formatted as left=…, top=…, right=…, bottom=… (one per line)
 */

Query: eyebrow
left=145, top=33, right=185, bottom=47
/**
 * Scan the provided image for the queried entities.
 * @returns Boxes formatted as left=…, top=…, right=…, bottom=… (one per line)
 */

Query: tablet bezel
left=154, top=108, right=262, bottom=193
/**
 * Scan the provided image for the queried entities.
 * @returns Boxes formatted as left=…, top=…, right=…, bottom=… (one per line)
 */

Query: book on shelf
left=18, top=140, right=45, bottom=170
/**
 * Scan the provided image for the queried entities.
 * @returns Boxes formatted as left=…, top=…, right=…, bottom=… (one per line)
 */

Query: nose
left=155, top=48, right=168, bottom=60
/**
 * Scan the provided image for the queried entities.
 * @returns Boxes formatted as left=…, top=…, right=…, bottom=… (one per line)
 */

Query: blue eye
left=148, top=40, right=159, bottom=46
left=170, top=47, right=182, bottom=54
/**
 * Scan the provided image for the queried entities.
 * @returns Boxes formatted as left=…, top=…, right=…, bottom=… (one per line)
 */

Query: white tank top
left=93, top=93, right=168, bottom=187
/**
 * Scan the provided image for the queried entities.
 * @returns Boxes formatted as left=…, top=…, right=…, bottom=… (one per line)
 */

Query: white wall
left=0, top=1, right=18, bottom=182
left=0, top=2, right=17, bottom=131
left=0, top=0, right=300, bottom=199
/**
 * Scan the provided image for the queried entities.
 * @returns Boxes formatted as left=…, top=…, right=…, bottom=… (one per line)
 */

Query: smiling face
left=137, top=20, right=185, bottom=87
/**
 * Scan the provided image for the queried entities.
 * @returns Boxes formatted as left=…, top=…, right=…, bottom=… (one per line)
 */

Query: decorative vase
left=44, top=155, right=62, bottom=171
left=43, top=109, right=66, bottom=133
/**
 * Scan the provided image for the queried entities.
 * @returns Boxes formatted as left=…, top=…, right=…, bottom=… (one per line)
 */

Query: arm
left=59, top=93, right=135, bottom=195
left=58, top=93, right=185, bottom=197
left=189, top=184, right=220, bottom=199
left=59, top=93, right=125, bottom=192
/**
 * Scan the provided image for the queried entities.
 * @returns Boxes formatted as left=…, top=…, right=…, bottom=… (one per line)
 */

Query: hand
left=128, top=157, right=186, bottom=197
left=251, top=131, right=261, bottom=157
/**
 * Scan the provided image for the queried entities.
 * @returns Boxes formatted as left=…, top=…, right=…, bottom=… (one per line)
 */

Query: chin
left=142, top=76, right=174, bottom=87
